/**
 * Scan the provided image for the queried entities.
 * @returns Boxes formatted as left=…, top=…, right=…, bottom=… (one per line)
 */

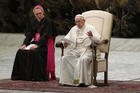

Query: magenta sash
left=46, top=37, right=56, bottom=80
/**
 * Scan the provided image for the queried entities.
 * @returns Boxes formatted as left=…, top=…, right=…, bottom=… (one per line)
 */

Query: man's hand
left=20, top=44, right=26, bottom=50
left=30, top=45, right=38, bottom=50
left=87, top=31, right=93, bottom=36
left=63, top=42, right=69, bottom=48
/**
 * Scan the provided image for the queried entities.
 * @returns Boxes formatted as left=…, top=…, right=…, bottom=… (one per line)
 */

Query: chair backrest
left=82, top=10, right=113, bottom=53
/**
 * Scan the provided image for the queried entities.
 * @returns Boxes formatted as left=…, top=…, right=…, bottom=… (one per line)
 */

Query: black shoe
left=11, top=77, right=20, bottom=80
left=78, top=83, right=88, bottom=87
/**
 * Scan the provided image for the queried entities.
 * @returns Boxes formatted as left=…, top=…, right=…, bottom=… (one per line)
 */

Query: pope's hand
left=87, top=31, right=93, bottom=36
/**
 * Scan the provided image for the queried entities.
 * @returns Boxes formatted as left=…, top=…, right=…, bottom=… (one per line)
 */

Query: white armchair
left=82, top=10, right=113, bottom=85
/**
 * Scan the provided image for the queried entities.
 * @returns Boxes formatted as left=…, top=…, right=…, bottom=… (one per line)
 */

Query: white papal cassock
left=59, top=23, right=101, bottom=86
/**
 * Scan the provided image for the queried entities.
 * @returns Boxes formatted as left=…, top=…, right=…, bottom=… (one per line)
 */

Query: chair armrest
left=90, top=39, right=108, bottom=50
left=55, top=42, right=64, bottom=48
left=94, top=39, right=108, bottom=46
left=102, top=39, right=108, bottom=44
left=55, top=42, right=64, bottom=56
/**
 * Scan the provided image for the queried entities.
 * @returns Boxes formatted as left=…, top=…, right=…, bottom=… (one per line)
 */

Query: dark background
left=0, top=0, right=140, bottom=38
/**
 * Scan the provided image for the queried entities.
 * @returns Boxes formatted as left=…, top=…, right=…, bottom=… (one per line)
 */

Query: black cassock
left=11, top=17, right=57, bottom=81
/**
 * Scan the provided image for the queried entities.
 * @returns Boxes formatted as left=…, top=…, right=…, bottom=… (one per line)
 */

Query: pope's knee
left=61, top=56, right=68, bottom=64
left=80, top=56, right=92, bottom=64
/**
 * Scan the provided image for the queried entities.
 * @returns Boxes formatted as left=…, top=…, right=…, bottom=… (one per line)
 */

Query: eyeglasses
left=75, top=20, right=85, bottom=24
left=75, top=19, right=85, bottom=24
left=75, top=20, right=81, bottom=23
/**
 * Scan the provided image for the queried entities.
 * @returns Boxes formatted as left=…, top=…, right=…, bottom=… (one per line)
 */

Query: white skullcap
left=75, top=14, right=85, bottom=19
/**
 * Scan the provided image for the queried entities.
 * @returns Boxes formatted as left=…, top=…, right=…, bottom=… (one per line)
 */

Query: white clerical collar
left=77, top=24, right=86, bottom=31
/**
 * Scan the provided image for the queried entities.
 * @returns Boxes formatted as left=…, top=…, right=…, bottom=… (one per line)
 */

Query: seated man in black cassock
left=11, top=5, right=57, bottom=81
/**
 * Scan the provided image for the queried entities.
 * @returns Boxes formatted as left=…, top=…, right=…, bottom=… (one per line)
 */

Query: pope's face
left=33, top=8, right=44, bottom=21
left=75, top=17, right=85, bottom=29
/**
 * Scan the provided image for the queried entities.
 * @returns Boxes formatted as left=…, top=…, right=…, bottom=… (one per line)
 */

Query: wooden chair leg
left=93, top=46, right=97, bottom=85
left=105, top=53, right=108, bottom=85
left=104, top=72, right=108, bottom=84
left=93, top=75, right=97, bottom=85
left=61, top=48, right=64, bottom=56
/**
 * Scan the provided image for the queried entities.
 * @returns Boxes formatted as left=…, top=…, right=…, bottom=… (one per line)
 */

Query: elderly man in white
left=59, top=14, right=104, bottom=87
